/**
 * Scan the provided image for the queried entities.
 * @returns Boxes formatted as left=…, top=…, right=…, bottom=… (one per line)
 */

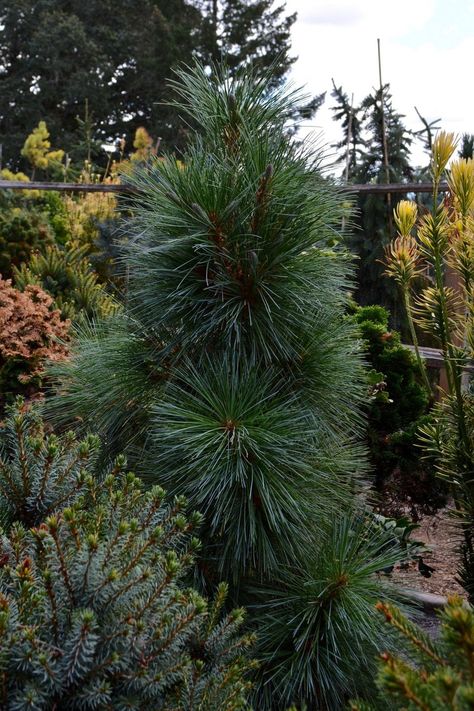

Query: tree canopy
left=0, top=0, right=301, bottom=169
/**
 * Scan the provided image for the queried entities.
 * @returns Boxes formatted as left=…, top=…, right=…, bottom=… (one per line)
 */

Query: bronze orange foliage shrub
left=0, top=277, right=69, bottom=405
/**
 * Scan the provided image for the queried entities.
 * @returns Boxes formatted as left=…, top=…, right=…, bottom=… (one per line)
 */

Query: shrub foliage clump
left=0, top=400, right=254, bottom=710
left=351, top=596, right=474, bottom=711
left=14, top=243, right=120, bottom=322
left=0, top=279, right=69, bottom=406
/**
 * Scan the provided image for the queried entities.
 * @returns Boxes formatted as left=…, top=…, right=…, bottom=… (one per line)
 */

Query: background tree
left=0, top=0, right=305, bottom=169
left=331, top=83, right=414, bottom=326
left=459, top=132, right=474, bottom=159
left=330, top=81, right=362, bottom=179
left=198, top=0, right=295, bottom=82
left=0, top=0, right=201, bottom=167
left=198, top=1, right=325, bottom=124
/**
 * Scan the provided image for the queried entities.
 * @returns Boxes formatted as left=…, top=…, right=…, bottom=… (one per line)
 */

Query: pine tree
left=47, top=64, right=407, bottom=707
left=459, top=133, right=474, bottom=160
left=330, top=81, right=362, bottom=179
left=0, top=399, right=255, bottom=709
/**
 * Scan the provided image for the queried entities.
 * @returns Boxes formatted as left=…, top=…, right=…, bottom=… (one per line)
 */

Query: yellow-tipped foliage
left=431, top=131, right=458, bottom=181
left=449, top=158, right=474, bottom=217
left=0, top=168, right=40, bottom=198
left=131, top=126, right=155, bottom=161
left=384, top=235, right=422, bottom=289
left=417, top=209, right=451, bottom=260
left=414, top=285, right=462, bottom=337
left=394, top=199, right=418, bottom=237
left=385, top=127, right=474, bottom=601
left=352, top=597, right=474, bottom=710
left=21, top=121, right=64, bottom=173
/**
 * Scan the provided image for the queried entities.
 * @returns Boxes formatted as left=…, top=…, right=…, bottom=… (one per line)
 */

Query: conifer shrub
left=48, top=65, right=367, bottom=579
left=0, top=206, right=54, bottom=278
left=47, top=64, right=408, bottom=707
left=351, top=596, right=474, bottom=711
left=14, top=242, right=120, bottom=322
left=0, top=279, right=69, bottom=407
left=352, top=304, right=445, bottom=516
left=0, top=398, right=100, bottom=528
left=40, top=190, right=73, bottom=245
left=0, top=400, right=254, bottom=710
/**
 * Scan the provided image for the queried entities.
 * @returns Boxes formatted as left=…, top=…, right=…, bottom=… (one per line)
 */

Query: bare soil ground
left=391, top=506, right=466, bottom=598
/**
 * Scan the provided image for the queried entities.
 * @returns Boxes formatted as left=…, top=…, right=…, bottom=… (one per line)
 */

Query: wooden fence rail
left=0, top=179, right=450, bottom=195
left=0, top=177, right=458, bottom=372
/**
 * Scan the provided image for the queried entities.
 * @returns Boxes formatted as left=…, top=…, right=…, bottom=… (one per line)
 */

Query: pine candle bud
left=151, top=525, right=163, bottom=541
left=118, top=521, right=130, bottom=535
left=30, top=437, right=43, bottom=455
left=150, top=485, right=165, bottom=500
left=431, top=131, right=458, bottom=181
left=114, top=454, right=127, bottom=469
left=45, top=515, right=58, bottom=532
left=46, top=436, right=59, bottom=457
left=448, top=158, right=474, bottom=216
left=393, top=200, right=418, bottom=237
left=86, top=533, right=99, bottom=551
left=174, top=495, right=187, bottom=510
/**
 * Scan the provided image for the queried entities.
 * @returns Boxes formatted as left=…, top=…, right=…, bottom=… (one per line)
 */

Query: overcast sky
left=285, top=0, right=474, bottom=167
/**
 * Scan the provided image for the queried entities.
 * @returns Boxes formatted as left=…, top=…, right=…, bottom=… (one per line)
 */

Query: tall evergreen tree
left=197, top=1, right=325, bottom=123
left=459, top=133, right=474, bottom=159
left=331, top=83, right=413, bottom=322
left=47, top=64, right=406, bottom=708
left=0, top=0, right=201, bottom=167
left=330, top=81, right=362, bottom=179
left=198, top=0, right=295, bottom=82
left=0, top=0, right=305, bottom=169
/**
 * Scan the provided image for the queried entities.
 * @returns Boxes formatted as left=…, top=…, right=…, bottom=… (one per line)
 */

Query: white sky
left=286, top=0, right=474, bottom=168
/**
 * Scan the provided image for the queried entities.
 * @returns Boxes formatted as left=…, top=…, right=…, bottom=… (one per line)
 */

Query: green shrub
left=351, top=596, right=474, bottom=711
left=0, top=206, right=54, bottom=278
left=352, top=304, right=445, bottom=516
left=39, top=190, right=72, bottom=245
left=14, top=242, right=120, bottom=322
left=0, top=279, right=69, bottom=408
left=0, top=400, right=254, bottom=709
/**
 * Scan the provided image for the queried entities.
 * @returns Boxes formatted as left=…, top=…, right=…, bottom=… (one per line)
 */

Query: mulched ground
left=391, top=505, right=466, bottom=598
